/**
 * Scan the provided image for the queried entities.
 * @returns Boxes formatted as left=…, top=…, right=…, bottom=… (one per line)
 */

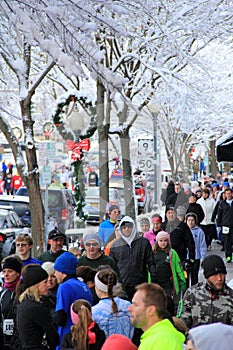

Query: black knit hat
left=203, top=254, right=227, bottom=278
left=22, top=265, right=48, bottom=288
left=2, top=257, right=22, bottom=274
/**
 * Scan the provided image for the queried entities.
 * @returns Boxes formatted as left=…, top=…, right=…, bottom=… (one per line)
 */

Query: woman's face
left=37, top=279, right=49, bottom=296
left=186, top=216, right=196, bottom=229
left=3, top=269, right=20, bottom=284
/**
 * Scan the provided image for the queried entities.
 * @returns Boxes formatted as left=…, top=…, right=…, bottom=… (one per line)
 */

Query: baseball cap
left=48, top=228, right=66, bottom=241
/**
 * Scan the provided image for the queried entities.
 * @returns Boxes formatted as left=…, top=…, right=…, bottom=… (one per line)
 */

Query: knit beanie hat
left=140, top=217, right=150, bottom=226
left=203, top=254, right=227, bottom=278
left=42, top=261, right=55, bottom=275
left=22, top=265, right=48, bottom=288
left=176, top=206, right=186, bottom=217
left=84, top=233, right=101, bottom=246
left=101, top=334, right=137, bottom=350
left=54, top=252, right=78, bottom=275
left=156, top=231, right=170, bottom=243
left=2, top=257, right=22, bottom=274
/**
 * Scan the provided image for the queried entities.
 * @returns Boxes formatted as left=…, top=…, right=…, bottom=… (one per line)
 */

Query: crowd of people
left=0, top=171, right=233, bottom=349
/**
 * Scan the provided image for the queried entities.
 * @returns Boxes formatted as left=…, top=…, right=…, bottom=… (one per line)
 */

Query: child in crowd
left=61, top=299, right=105, bottom=350
left=152, top=231, right=186, bottom=315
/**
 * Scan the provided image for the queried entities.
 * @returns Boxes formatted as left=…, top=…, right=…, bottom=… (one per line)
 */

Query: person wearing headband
left=61, top=299, right=105, bottom=350
left=143, top=214, right=162, bottom=246
left=92, top=268, right=134, bottom=339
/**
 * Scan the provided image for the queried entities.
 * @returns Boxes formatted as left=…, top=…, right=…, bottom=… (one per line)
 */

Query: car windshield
left=41, top=191, right=63, bottom=208
left=0, top=201, right=30, bottom=217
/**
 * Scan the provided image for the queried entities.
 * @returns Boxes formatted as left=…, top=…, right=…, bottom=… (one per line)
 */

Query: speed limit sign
left=138, top=156, right=154, bottom=173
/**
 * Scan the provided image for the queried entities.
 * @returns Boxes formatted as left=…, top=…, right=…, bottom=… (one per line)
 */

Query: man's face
left=16, top=241, right=31, bottom=257
left=202, top=191, right=209, bottom=199
left=175, top=184, right=181, bottom=193
left=85, top=240, right=100, bottom=259
left=189, top=195, right=196, bottom=204
left=128, top=290, right=148, bottom=330
left=166, top=209, right=176, bottom=222
left=225, top=190, right=232, bottom=201
left=49, top=238, right=64, bottom=253
left=120, top=222, right=134, bottom=237
left=152, top=221, right=161, bottom=232
left=109, top=208, right=120, bottom=222
left=207, top=273, right=225, bottom=291
left=54, top=270, right=65, bottom=284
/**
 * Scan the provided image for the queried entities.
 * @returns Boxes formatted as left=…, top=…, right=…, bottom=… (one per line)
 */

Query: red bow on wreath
left=66, top=139, right=90, bottom=160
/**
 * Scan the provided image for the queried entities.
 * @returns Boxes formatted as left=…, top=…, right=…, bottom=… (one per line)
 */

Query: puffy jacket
left=197, top=197, right=216, bottom=225
left=110, top=217, right=156, bottom=287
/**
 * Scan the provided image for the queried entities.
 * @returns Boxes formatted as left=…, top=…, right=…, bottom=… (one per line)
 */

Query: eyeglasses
left=85, top=242, right=99, bottom=247
left=121, top=223, right=133, bottom=229
left=16, top=243, right=29, bottom=248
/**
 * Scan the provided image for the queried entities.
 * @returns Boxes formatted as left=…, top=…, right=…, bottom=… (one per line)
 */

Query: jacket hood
left=189, top=323, right=233, bottom=350
left=118, top=216, right=137, bottom=246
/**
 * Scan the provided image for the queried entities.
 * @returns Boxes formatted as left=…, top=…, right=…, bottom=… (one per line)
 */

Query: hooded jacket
left=110, top=216, right=156, bottom=287
left=189, top=322, right=233, bottom=350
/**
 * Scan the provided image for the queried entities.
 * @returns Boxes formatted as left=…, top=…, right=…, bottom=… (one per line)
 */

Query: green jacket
left=170, top=249, right=186, bottom=295
left=139, top=319, right=185, bottom=350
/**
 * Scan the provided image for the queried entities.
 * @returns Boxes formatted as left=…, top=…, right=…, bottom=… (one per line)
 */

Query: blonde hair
left=19, top=284, right=40, bottom=303
left=71, top=299, right=93, bottom=350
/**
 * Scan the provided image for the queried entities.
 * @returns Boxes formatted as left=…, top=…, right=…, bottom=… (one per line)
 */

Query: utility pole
left=152, top=111, right=158, bottom=209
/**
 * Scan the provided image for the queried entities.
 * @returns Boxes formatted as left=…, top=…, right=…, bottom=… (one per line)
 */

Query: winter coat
left=188, top=323, right=233, bottom=350
left=166, top=190, right=188, bottom=210
left=162, top=219, right=195, bottom=262
left=110, top=217, right=156, bottom=288
left=61, top=322, right=105, bottom=350
left=92, top=297, right=134, bottom=339
left=217, top=199, right=233, bottom=228
left=154, top=248, right=186, bottom=295
left=139, top=319, right=185, bottom=350
left=188, top=225, right=207, bottom=261
left=182, top=282, right=233, bottom=329
left=143, top=229, right=157, bottom=246
left=98, top=219, right=115, bottom=246
left=16, top=296, right=59, bottom=350
left=0, top=288, right=16, bottom=350
left=197, top=197, right=216, bottom=225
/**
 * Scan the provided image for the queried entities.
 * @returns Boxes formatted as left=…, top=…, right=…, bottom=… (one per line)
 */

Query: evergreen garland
left=51, top=93, right=97, bottom=227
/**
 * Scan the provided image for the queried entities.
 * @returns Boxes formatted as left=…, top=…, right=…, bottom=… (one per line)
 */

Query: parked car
left=0, top=207, right=31, bottom=260
left=16, top=187, right=76, bottom=233
left=83, top=203, right=100, bottom=225
left=0, top=195, right=31, bottom=219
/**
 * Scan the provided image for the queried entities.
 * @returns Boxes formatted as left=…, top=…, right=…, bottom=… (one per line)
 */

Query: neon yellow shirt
left=139, top=319, right=185, bottom=350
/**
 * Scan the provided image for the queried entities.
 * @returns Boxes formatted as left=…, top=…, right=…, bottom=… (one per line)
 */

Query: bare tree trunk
left=119, top=131, right=135, bottom=220
left=20, top=98, right=44, bottom=257
left=97, top=79, right=109, bottom=222
left=209, top=139, right=218, bottom=176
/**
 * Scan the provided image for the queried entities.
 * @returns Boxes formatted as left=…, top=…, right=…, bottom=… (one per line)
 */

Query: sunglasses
left=121, top=223, right=133, bottom=229
left=16, top=243, right=29, bottom=248
left=85, top=242, right=99, bottom=247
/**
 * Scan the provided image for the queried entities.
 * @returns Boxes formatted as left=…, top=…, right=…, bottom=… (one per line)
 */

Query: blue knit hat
left=54, top=252, right=78, bottom=275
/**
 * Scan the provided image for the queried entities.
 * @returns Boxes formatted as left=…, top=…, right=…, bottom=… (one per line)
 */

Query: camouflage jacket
left=181, top=282, right=233, bottom=329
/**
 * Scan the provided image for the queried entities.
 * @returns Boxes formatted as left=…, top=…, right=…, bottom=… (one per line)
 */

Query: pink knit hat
left=101, top=334, right=137, bottom=350
left=156, top=231, right=170, bottom=243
